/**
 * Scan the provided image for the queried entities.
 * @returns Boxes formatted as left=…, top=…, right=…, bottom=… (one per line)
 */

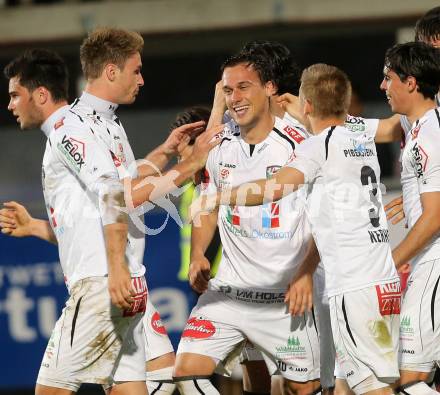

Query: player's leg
left=329, top=281, right=401, bottom=395
left=35, top=385, right=75, bottom=395
left=240, top=342, right=271, bottom=395
left=173, top=289, right=245, bottom=394
left=143, top=299, right=176, bottom=394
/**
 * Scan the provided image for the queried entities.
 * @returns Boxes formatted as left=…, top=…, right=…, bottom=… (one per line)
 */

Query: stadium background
left=0, top=0, right=436, bottom=393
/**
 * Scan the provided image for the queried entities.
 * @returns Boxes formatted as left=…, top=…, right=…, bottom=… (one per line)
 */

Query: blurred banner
left=0, top=212, right=196, bottom=389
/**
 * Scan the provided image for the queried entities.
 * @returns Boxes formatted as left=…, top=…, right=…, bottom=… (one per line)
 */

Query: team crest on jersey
left=283, top=125, right=304, bottom=143
left=182, top=317, right=216, bottom=339
left=266, top=165, right=281, bottom=178
left=54, top=117, right=65, bottom=130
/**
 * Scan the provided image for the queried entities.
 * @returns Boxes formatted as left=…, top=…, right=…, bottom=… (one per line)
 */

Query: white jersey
left=288, top=125, right=398, bottom=297
left=400, top=108, right=440, bottom=267
left=41, top=92, right=145, bottom=289
left=205, top=116, right=310, bottom=290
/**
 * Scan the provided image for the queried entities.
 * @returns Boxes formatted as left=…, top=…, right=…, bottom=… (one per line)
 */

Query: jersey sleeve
left=50, top=122, right=119, bottom=188
left=200, top=149, right=219, bottom=196
left=414, top=133, right=440, bottom=194
left=286, top=135, right=325, bottom=184
left=345, top=115, right=379, bottom=138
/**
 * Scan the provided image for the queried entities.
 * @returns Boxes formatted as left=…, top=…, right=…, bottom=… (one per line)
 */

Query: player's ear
left=406, top=76, right=417, bottom=94
left=104, top=63, right=119, bottom=82
left=265, top=80, right=276, bottom=97
left=34, top=86, right=49, bottom=105
left=303, top=98, right=313, bottom=116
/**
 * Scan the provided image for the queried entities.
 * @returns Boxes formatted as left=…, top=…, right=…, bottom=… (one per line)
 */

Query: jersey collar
left=40, top=105, right=69, bottom=137
left=80, top=91, right=118, bottom=120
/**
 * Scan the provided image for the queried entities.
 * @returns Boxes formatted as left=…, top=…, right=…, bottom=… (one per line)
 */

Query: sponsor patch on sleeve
left=283, top=125, right=305, bottom=143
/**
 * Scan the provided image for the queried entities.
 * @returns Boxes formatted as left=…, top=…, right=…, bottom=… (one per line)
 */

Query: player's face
left=7, top=77, right=44, bottom=130
left=380, top=67, right=409, bottom=114
left=222, top=63, right=271, bottom=130
left=114, top=52, right=144, bottom=104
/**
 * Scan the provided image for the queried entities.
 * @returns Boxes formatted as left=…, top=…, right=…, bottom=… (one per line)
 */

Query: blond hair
left=80, top=27, right=144, bottom=80
left=300, top=63, right=351, bottom=119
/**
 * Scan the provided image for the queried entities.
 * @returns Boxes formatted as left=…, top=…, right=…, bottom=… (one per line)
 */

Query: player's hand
left=384, top=195, right=404, bottom=225
left=189, top=256, right=211, bottom=293
left=162, top=121, right=206, bottom=157
left=0, top=201, right=34, bottom=237
left=212, top=81, right=226, bottom=113
left=189, top=193, right=219, bottom=226
left=285, top=272, right=313, bottom=316
left=190, top=124, right=225, bottom=169
left=108, top=264, right=135, bottom=310
left=276, top=93, right=311, bottom=131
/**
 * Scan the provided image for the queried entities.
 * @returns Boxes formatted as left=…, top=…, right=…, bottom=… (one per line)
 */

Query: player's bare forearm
left=31, top=219, right=58, bottom=244
left=296, top=237, right=320, bottom=277
left=191, top=208, right=219, bottom=259
left=375, top=114, right=402, bottom=143
left=392, top=192, right=440, bottom=268
left=207, top=80, right=226, bottom=130
left=138, top=146, right=171, bottom=177
left=220, top=167, right=304, bottom=207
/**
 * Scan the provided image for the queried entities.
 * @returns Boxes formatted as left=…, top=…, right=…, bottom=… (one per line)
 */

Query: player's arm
left=374, top=114, right=402, bottom=143
left=206, top=80, right=226, bottom=130
left=127, top=124, right=223, bottom=208
left=0, top=201, right=57, bottom=244
left=285, top=237, right=320, bottom=316
left=189, top=207, right=219, bottom=293
left=392, top=191, right=440, bottom=269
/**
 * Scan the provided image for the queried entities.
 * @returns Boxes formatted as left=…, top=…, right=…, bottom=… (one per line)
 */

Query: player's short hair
left=80, top=27, right=144, bottom=80
left=240, top=40, right=301, bottom=95
left=384, top=41, right=440, bottom=100
left=300, top=63, right=351, bottom=119
left=3, top=49, right=68, bottom=102
left=415, top=6, right=440, bottom=43
left=170, top=106, right=211, bottom=145
left=221, top=51, right=270, bottom=85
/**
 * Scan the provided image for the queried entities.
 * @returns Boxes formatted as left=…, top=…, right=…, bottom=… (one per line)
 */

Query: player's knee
left=173, top=353, right=216, bottom=377
left=284, top=379, right=321, bottom=395
left=397, top=381, right=439, bottom=395
left=174, top=377, right=219, bottom=395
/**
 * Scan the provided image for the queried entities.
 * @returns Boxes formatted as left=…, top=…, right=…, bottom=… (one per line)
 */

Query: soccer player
left=380, top=41, right=440, bottom=395
left=1, top=28, right=220, bottom=395
left=173, top=50, right=321, bottom=395
left=193, top=63, right=401, bottom=395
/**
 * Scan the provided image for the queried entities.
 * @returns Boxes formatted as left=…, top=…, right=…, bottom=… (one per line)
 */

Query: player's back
left=293, top=125, right=398, bottom=296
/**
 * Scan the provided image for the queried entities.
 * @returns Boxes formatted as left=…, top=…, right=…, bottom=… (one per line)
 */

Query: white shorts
left=37, top=276, right=147, bottom=391
left=329, top=281, right=401, bottom=390
left=399, top=259, right=440, bottom=372
left=177, top=280, right=320, bottom=383
left=143, top=298, right=174, bottom=361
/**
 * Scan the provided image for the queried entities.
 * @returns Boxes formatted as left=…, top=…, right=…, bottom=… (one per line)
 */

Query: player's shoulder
left=414, top=108, right=440, bottom=143
left=215, top=120, right=240, bottom=148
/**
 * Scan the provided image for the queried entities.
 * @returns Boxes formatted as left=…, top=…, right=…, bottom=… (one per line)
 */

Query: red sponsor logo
left=123, top=277, right=147, bottom=317
left=284, top=125, right=305, bottom=144
left=182, top=317, right=216, bottom=339
left=375, top=281, right=401, bottom=316
left=69, top=137, right=86, bottom=159
left=201, top=168, right=210, bottom=191
left=151, top=311, right=167, bottom=335
left=110, top=151, right=121, bottom=167
left=411, top=124, right=421, bottom=140
left=49, top=206, right=57, bottom=228
left=54, top=117, right=65, bottom=130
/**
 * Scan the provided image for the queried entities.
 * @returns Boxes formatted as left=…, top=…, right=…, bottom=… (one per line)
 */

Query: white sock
left=175, top=377, right=219, bottom=394
left=147, top=366, right=176, bottom=395
left=400, top=381, right=439, bottom=395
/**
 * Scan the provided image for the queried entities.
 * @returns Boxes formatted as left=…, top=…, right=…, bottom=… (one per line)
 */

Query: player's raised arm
left=374, top=113, right=403, bottom=143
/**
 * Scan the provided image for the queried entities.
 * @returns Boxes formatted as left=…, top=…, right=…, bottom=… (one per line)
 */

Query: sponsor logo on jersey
left=345, top=116, right=367, bottom=132
left=57, top=135, right=86, bottom=172
left=222, top=216, right=294, bottom=240
left=110, top=150, right=122, bottom=167
left=123, top=277, right=147, bottom=317
left=412, top=143, right=428, bottom=178
left=226, top=206, right=240, bottom=226
left=262, top=203, right=280, bottom=228
left=401, top=349, right=415, bottom=354
left=222, top=162, right=236, bottom=168
left=411, top=124, right=421, bottom=140
left=220, top=168, right=230, bottom=180
left=368, top=229, right=390, bottom=243
left=54, top=117, right=65, bottom=130
left=346, top=370, right=355, bottom=377
left=182, top=317, right=216, bottom=339
left=283, top=125, right=305, bottom=143
left=219, top=285, right=285, bottom=304
left=400, top=315, right=414, bottom=335
left=375, top=281, right=401, bottom=316
left=151, top=311, right=167, bottom=335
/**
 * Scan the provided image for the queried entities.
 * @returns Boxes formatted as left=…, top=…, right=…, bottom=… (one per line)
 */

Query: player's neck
left=42, top=101, right=68, bottom=124
left=309, top=115, right=345, bottom=135
left=240, top=113, right=275, bottom=144
left=84, top=80, right=118, bottom=104
left=405, top=97, right=437, bottom=125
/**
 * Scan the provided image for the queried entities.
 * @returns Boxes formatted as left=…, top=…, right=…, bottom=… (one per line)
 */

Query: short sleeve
left=414, top=134, right=440, bottom=194
left=286, top=135, right=325, bottom=184
left=51, top=122, right=118, bottom=188
left=200, top=149, right=219, bottom=196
